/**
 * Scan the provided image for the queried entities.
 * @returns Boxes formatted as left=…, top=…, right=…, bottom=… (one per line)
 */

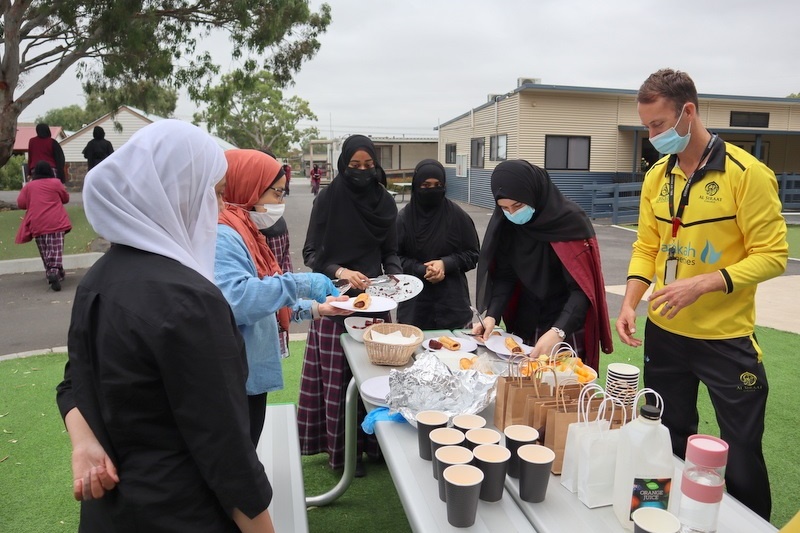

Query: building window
left=730, top=111, right=769, bottom=128
left=545, top=135, right=590, bottom=171
left=445, top=143, right=457, bottom=164
left=377, top=145, right=393, bottom=169
left=470, top=137, right=485, bottom=168
left=489, top=135, right=507, bottom=161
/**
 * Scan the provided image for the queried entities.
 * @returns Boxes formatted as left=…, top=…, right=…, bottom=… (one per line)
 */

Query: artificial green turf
left=0, top=205, right=98, bottom=260
left=1, top=330, right=797, bottom=531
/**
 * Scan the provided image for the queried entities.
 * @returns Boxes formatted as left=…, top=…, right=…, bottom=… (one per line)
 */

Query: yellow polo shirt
left=627, top=138, right=788, bottom=340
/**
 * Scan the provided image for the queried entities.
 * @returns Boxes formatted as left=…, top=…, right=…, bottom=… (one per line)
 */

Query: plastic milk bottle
left=613, top=404, right=674, bottom=530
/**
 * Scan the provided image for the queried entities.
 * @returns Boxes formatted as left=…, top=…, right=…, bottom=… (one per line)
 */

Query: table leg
left=305, top=377, right=358, bottom=506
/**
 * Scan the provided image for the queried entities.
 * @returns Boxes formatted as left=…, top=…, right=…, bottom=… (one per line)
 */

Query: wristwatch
left=550, top=326, right=566, bottom=340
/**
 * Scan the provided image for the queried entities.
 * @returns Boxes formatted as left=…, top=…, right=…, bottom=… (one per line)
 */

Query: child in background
left=15, top=160, right=72, bottom=291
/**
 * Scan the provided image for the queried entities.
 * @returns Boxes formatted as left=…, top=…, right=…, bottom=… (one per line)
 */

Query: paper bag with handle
left=493, top=357, right=544, bottom=430
left=560, top=384, right=607, bottom=493
left=577, top=397, right=628, bottom=508
left=542, top=377, right=586, bottom=474
left=503, top=362, right=555, bottom=429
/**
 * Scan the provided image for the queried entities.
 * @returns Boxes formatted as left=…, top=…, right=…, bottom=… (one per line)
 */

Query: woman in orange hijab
left=215, top=149, right=349, bottom=445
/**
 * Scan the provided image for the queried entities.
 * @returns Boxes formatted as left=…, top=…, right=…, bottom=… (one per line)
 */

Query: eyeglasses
left=268, top=187, right=287, bottom=200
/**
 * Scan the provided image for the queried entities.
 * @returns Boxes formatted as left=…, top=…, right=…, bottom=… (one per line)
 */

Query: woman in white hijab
left=56, top=120, right=275, bottom=532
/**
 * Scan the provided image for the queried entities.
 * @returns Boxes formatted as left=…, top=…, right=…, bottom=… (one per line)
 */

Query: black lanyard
left=667, top=134, right=718, bottom=239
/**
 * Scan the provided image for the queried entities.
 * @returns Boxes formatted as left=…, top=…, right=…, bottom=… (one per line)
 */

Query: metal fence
left=585, top=172, right=800, bottom=224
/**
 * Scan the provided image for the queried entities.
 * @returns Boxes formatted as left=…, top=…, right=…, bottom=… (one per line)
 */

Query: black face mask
left=416, top=187, right=446, bottom=210
left=344, top=167, right=378, bottom=188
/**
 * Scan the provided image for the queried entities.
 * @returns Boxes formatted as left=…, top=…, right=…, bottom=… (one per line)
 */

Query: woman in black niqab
left=299, top=134, right=401, bottom=474
left=397, top=159, right=479, bottom=329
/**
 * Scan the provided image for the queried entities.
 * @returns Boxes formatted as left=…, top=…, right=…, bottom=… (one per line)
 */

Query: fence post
left=612, top=184, right=620, bottom=224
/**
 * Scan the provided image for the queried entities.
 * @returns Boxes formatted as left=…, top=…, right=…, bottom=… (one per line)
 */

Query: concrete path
left=2, top=178, right=798, bottom=360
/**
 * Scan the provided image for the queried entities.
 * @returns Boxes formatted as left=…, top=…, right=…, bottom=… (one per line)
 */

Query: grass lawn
left=1, top=328, right=798, bottom=531
left=0, top=205, right=99, bottom=260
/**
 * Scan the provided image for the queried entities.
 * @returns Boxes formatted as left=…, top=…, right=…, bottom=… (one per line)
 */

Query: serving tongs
left=333, top=274, right=400, bottom=295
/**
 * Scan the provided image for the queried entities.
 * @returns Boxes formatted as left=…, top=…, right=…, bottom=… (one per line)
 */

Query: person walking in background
left=55, top=120, right=276, bottom=532
left=282, top=162, right=292, bottom=196
left=396, top=159, right=479, bottom=329
left=310, top=163, right=322, bottom=196
left=15, top=161, right=72, bottom=291
left=82, top=126, right=114, bottom=170
left=616, top=68, right=788, bottom=520
left=299, top=135, right=402, bottom=476
left=27, top=123, right=66, bottom=183
left=474, top=160, right=613, bottom=370
left=215, top=149, right=346, bottom=445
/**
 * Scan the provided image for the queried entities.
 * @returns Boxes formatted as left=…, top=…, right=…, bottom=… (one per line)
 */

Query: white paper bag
left=560, top=384, right=606, bottom=493
left=577, top=398, right=627, bottom=508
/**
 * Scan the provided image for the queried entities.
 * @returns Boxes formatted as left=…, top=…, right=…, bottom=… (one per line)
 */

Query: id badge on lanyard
left=664, top=134, right=716, bottom=285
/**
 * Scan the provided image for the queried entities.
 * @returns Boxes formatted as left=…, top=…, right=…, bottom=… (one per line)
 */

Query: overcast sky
left=19, top=0, right=800, bottom=139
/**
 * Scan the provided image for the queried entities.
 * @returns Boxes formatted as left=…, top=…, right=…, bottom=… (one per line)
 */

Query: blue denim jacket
left=215, top=225, right=313, bottom=395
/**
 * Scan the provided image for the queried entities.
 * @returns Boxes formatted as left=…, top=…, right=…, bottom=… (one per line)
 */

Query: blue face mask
left=649, top=104, right=692, bottom=155
left=503, top=205, right=535, bottom=225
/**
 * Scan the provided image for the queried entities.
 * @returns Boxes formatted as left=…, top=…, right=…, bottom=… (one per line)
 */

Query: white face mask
left=248, top=203, right=285, bottom=229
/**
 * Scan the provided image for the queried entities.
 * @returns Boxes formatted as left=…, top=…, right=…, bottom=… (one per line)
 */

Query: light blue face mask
left=649, top=104, right=692, bottom=155
left=503, top=205, right=535, bottom=225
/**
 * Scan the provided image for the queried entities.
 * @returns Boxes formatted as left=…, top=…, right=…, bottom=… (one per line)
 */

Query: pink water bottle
left=678, top=435, right=728, bottom=533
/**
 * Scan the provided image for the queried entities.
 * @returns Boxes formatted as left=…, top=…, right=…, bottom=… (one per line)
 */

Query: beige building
left=438, top=78, right=800, bottom=209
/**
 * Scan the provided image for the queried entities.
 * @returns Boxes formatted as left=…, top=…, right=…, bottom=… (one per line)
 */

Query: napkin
left=361, top=407, right=407, bottom=434
left=369, top=330, right=420, bottom=345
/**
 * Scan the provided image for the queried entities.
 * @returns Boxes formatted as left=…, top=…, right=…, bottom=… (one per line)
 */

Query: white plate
left=360, top=375, right=390, bottom=407
left=423, top=336, right=478, bottom=353
left=485, top=333, right=532, bottom=359
left=330, top=295, right=398, bottom=312
left=453, top=328, right=504, bottom=347
left=366, top=274, right=424, bottom=303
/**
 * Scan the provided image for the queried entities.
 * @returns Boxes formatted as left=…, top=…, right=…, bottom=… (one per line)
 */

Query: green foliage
left=193, top=69, right=319, bottom=154
left=0, top=155, right=26, bottom=191
left=0, top=1, right=332, bottom=166
left=84, top=81, right=178, bottom=118
left=35, top=106, right=94, bottom=132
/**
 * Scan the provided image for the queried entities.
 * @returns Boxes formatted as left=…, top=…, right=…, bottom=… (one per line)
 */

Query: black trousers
left=248, top=392, right=268, bottom=446
left=643, top=320, right=771, bottom=520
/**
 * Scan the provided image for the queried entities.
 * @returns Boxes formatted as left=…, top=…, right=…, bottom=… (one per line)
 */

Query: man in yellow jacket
left=616, top=68, right=787, bottom=521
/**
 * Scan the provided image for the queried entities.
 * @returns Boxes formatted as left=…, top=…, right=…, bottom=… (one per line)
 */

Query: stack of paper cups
left=605, top=363, right=640, bottom=406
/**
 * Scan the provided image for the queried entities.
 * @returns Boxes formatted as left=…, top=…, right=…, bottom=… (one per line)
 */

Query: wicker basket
left=362, top=323, right=424, bottom=366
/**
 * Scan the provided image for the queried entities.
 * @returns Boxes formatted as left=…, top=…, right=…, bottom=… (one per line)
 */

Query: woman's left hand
left=423, top=259, right=445, bottom=283
left=318, top=295, right=354, bottom=317
left=528, top=328, right=563, bottom=360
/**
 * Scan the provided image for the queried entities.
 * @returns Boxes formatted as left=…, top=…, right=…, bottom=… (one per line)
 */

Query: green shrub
left=0, top=155, right=26, bottom=190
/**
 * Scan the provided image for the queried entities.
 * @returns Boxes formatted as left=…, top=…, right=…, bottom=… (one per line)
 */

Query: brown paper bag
left=503, top=379, right=552, bottom=429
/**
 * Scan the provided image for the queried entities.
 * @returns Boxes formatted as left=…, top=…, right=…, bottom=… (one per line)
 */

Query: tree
left=84, top=81, right=179, bottom=119
left=0, top=1, right=331, bottom=166
left=35, top=104, right=92, bottom=131
left=193, top=69, right=318, bottom=154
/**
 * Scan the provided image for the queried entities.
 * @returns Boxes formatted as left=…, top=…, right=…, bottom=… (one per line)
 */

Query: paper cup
left=452, top=414, right=486, bottom=434
left=415, top=410, right=449, bottom=460
left=504, top=425, right=539, bottom=478
left=465, top=427, right=502, bottom=451
left=430, top=427, right=466, bottom=479
left=473, top=444, right=511, bottom=502
left=435, top=446, right=474, bottom=502
left=443, top=464, right=484, bottom=528
left=518, top=444, right=555, bottom=503
left=631, top=508, right=681, bottom=533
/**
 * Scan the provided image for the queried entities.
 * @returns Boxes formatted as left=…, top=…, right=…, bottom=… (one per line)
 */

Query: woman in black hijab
left=299, top=135, right=401, bottom=475
left=475, top=160, right=613, bottom=369
left=397, top=159, right=479, bottom=329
